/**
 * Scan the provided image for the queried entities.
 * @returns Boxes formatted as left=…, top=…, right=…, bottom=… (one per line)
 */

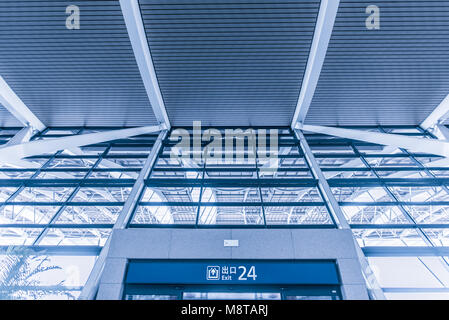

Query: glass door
left=124, top=285, right=341, bottom=300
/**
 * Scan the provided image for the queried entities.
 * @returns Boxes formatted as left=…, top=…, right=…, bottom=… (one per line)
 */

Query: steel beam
left=5, top=127, right=35, bottom=147
left=120, top=0, right=171, bottom=128
left=0, top=125, right=165, bottom=164
left=434, top=124, right=449, bottom=141
left=79, top=130, right=167, bottom=300
left=295, top=129, right=348, bottom=228
left=421, top=94, right=449, bottom=131
left=0, top=76, right=45, bottom=132
left=299, top=124, right=449, bottom=158
left=291, top=0, right=339, bottom=127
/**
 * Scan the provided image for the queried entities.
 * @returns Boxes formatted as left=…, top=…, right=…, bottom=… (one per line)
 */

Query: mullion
left=32, top=145, right=111, bottom=245
left=292, top=128, right=338, bottom=227
left=126, top=137, right=177, bottom=227
left=254, top=145, right=267, bottom=227
left=194, top=161, right=206, bottom=226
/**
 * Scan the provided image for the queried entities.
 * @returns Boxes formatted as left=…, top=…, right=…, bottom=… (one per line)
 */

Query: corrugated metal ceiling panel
left=0, top=106, right=22, bottom=127
left=1, top=1, right=447, bottom=128
left=141, top=0, right=320, bottom=126
left=306, top=0, right=449, bottom=126
left=0, top=0, right=158, bottom=127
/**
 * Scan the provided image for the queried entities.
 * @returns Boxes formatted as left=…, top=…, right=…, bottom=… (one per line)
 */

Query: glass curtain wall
left=0, top=126, right=449, bottom=299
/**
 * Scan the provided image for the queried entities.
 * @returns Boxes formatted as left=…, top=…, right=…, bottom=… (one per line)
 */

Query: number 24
left=238, top=266, right=257, bottom=280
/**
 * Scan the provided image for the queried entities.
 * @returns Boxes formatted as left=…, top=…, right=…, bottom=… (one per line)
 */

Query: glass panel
left=155, top=156, right=204, bottom=169
left=201, top=188, right=260, bottom=203
left=141, top=187, right=201, bottom=202
left=0, top=228, right=42, bottom=245
left=0, top=170, right=35, bottom=179
left=132, top=206, right=197, bottom=225
left=0, top=254, right=94, bottom=300
left=430, top=170, right=449, bottom=178
left=46, top=158, right=97, bottom=169
left=204, top=169, right=257, bottom=179
left=366, top=157, right=416, bottom=167
left=389, top=187, right=448, bottom=202
left=206, top=156, right=256, bottom=167
left=332, top=187, right=393, bottom=202
left=71, top=187, right=132, bottom=202
left=368, top=256, right=449, bottom=293
left=353, top=229, right=427, bottom=247
left=310, top=145, right=355, bottom=155
left=55, top=206, right=122, bottom=224
left=316, top=157, right=366, bottom=168
left=261, top=187, right=322, bottom=202
left=405, top=205, right=449, bottom=224
left=39, top=228, right=111, bottom=246
left=36, top=171, right=87, bottom=179
left=265, top=206, right=332, bottom=225
left=423, top=229, right=449, bottom=246
left=99, top=158, right=146, bottom=168
left=323, top=170, right=375, bottom=179
left=88, top=170, right=139, bottom=179
left=0, top=187, right=19, bottom=201
left=198, top=206, right=263, bottom=225
left=415, top=156, right=446, bottom=167
left=13, top=187, right=75, bottom=202
left=150, top=169, right=202, bottom=179
left=274, top=157, right=307, bottom=168
left=260, top=169, right=312, bottom=179
left=0, top=205, right=59, bottom=224
left=375, top=170, right=428, bottom=178
left=342, top=206, right=408, bottom=224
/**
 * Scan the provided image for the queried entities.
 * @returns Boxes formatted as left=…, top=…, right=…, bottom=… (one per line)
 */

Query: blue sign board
left=125, top=260, right=340, bottom=285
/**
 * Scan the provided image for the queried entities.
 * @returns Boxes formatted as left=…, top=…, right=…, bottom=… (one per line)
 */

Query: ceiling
left=0, top=0, right=158, bottom=127
left=306, top=0, right=449, bottom=126
left=0, top=0, right=448, bottom=128
left=141, top=0, right=319, bottom=126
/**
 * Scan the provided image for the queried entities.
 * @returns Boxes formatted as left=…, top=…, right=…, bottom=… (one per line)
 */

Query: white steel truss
left=421, top=94, right=449, bottom=132
left=120, top=0, right=171, bottom=129
left=0, top=76, right=45, bottom=133
left=298, top=124, right=449, bottom=158
left=0, top=125, right=165, bottom=164
left=291, top=0, right=340, bottom=127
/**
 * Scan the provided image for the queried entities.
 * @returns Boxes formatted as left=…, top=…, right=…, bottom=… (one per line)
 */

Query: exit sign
left=126, top=260, right=340, bottom=285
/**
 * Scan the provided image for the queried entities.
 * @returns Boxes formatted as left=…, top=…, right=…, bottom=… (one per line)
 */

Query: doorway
left=124, top=284, right=341, bottom=300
